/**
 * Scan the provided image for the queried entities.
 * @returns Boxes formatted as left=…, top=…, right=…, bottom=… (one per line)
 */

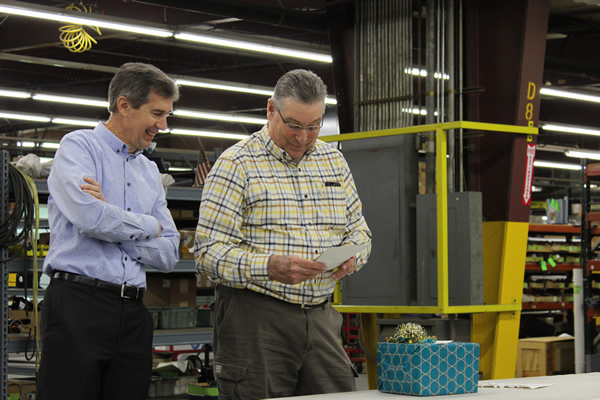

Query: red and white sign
left=522, top=143, right=536, bottom=205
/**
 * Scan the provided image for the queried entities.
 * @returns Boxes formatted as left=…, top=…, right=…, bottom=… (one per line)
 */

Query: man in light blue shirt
left=38, top=63, right=180, bottom=400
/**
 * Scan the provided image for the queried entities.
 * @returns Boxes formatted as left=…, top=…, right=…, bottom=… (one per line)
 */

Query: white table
left=269, top=373, right=600, bottom=399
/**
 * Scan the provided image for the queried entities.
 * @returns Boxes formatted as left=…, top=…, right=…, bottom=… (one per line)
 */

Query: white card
left=315, top=244, right=368, bottom=270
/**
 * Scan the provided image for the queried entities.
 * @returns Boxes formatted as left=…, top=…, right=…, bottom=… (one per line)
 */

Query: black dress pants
left=37, top=278, right=154, bottom=400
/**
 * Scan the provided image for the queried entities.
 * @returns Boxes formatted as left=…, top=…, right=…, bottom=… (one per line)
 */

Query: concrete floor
left=8, top=355, right=371, bottom=397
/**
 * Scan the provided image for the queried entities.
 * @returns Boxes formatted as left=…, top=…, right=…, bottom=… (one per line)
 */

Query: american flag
left=193, top=143, right=211, bottom=187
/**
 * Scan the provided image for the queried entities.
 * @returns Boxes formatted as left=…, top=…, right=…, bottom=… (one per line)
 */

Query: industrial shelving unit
left=1, top=150, right=10, bottom=400
left=3, top=176, right=212, bottom=387
left=579, top=162, right=600, bottom=372
left=524, top=224, right=580, bottom=313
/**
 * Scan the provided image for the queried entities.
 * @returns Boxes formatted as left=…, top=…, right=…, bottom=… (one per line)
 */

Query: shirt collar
left=258, top=124, right=317, bottom=163
left=95, top=122, right=143, bottom=157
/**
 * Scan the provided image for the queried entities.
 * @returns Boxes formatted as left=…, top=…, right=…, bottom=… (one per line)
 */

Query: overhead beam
left=134, top=0, right=329, bottom=33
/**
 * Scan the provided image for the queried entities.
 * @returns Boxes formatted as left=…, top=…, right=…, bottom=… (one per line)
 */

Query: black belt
left=299, top=299, right=328, bottom=309
left=52, top=271, right=144, bottom=300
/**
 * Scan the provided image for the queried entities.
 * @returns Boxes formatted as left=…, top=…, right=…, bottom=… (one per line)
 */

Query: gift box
left=377, top=341, right=480, bottom=396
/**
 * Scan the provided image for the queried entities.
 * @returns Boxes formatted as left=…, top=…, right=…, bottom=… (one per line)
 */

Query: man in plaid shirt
left=195, top=69, right=372, bottom=399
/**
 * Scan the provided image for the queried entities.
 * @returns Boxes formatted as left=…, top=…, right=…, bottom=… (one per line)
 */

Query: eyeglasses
left=277, top=109, right=322, bottom=133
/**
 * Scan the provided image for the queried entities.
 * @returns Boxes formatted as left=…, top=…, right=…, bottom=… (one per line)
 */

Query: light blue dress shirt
left=43, top=122, right=180, bottom=288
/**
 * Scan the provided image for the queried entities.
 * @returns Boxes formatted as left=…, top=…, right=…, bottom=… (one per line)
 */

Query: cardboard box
left=377, top=342, right=480, bottom=396
left=8, top=309, right=41, bottom=331
left=144, top=274, right=197, bottom=307
left=8, top=379, right=36, bottom=397
left=197, top=274, right=214, bottom=289
left=516, top=336, right=574, bottom=377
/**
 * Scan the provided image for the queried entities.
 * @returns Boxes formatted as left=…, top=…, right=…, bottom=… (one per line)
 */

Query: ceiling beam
left=134, top=0, right=329, bottom=33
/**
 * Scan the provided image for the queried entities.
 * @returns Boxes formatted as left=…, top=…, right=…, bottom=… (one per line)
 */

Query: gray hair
left=271, top=69, right=327, bottom=112
left=108, top=63, right=180, bottom=113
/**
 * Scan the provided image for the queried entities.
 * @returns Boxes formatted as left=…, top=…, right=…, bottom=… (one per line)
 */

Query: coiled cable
left=0, top=163, right=34, bottom=260
left=59, top=3, right=101, bottom=53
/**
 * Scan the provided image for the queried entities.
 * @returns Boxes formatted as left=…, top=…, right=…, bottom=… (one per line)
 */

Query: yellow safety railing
left=320, top=121, right=537, bottom=314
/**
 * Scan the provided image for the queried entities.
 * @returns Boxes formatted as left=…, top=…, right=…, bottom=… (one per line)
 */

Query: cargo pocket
left=214, top=361, right=248, bottom=400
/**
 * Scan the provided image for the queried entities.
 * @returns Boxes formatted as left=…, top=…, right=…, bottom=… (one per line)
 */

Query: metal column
left=1, top=150, right=9, bottom=399
left=464, top=0, right=550, bottom=380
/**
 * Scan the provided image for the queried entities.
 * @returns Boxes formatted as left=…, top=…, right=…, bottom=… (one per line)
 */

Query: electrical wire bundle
left=1, top=161, right=41, bottom=368
left=0, top=163, right=35, bottom=260
left=59, top=3, right=101, bottom=53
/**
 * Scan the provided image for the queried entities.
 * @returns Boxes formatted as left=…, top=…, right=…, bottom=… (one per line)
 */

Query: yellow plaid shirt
left=195, top=125, right=372, bottom=305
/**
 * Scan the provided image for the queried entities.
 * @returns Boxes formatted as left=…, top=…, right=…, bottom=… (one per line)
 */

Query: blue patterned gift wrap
left=377, top=342, right=480, bottom=396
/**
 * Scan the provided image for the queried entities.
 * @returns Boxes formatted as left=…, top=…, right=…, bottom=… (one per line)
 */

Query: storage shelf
left=584, top=163, right=600, bottom=178
left=529, top=223, right=600, bottom=235
left=529, top=224, right=581, bottom=234
left=8, top=327, right=212, bottom=355
left=34, top=179, right=202, bottom=203
left=522, top=302, right=573, bottom=310
left=586, top=212, right=600, bottom=223
left=8, top=258, right=196, bottom=274
left=525, top=263, right=579, bottom=272
left=152, top=328, right=212, bottom=346
left=587, top=260, right=600, bottom=274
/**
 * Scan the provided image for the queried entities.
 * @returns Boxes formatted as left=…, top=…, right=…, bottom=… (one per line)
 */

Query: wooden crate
left=516, top=336, right=574, bottom=377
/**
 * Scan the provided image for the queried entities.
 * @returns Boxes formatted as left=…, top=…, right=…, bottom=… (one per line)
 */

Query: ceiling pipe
left=134, top=0, right=329, bottom=34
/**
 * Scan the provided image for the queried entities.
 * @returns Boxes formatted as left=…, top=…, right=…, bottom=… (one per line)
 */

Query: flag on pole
left=193, top=143, right=211, bottom=187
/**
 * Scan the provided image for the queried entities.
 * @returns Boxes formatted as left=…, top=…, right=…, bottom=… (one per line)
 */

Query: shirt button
left=124, top=257, right=128, bottom=261
left=127, top=182, right=131, bottom=186
left=127, top=208, right=131, bottom=211
left=304, top=194, right=308, bottom=199
left=146, top=236, right=150, bottom=239
left=117, top=242, right=121, bottom=245
left=116, top=150, right=120, bottom=153
left=137, top=257, right=141, bottom=260
left=130, top=235, right=134, bottom=239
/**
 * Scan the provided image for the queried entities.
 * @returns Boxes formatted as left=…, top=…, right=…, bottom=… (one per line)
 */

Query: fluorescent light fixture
left=51, top=117, right=98, bottom=127
left=0, top=4, right=172, bottom=37
left=0, top=111, right=51, bottom=122
left=175, top=79, right=274, bottom=96
left=404, top=67, right=450, bottom=80
left=175, top=78, right=337, bottom=105
left=0, top=89, right=30, bottom=98
left=169, top=129, right=249, bottom=140
left=41, top=142, right=60, bottom=149
left=174, top=32, right=332, bottom=63
left=534, top=160, right=582, bottom=170
left=0, top=88, right=109, bottom=107
left=541, top=123, right=600, bottom=136
left=403, top=107, right=427, bottom=115
left=401, top=107, right=439, bottom=116
left=564, top=149, right=600, bottom=161
left=173, top=109, right=267, bottom=125
left=18, top=141, right=36, bottom=147
left=168, top=167, right=194, bottom=172
left=33, top=93, right=108, bottom=108
left=540, top=87, right=600, bottom=103
left=0, top=106, right=265, bottom=126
